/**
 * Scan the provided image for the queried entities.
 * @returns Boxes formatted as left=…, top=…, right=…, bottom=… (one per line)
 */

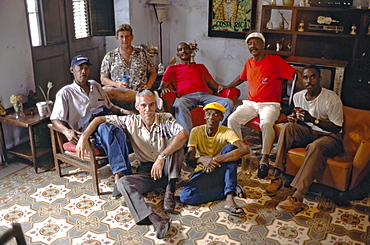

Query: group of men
left=50, top=24, right=344, bottom=239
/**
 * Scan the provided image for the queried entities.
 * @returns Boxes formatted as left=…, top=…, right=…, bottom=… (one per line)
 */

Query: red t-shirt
left=240, top=54, right=296, bottom=102
left=162, top=64, right=212, bottom=97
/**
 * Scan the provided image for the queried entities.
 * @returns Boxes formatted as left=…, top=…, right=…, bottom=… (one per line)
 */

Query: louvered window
left=26, top=0, right=42, bottom=47
left=72, top=0, right=90, bottom=39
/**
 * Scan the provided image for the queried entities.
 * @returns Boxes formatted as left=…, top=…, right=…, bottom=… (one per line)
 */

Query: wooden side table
left=0, top=106, right=52, bottom=173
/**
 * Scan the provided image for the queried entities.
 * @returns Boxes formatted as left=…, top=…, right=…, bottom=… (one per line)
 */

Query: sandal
left=236, top=184, right=246, bottom=198
left=223, top=205, right=245, bottom=216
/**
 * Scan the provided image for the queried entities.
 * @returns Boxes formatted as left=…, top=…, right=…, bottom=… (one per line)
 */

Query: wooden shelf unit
left=261, top=5, right=370, bottom=110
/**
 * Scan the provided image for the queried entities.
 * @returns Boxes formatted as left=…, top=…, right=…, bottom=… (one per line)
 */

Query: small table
left=0, top=106, right=52, bottom=173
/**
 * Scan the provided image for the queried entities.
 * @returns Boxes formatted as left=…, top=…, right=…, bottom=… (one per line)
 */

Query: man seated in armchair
left=266, top=65, right=344, bottom=213
left=50, top=55, right=134, bottom=198
left=159, top=42, right=234, bottom=134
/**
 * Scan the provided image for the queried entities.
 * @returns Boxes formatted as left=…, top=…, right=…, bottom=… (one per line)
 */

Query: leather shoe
left=257, top=164, right=269, bottom=179
left=112, top=184, right=122, bottom=199
left=153, top=217, right=172, bottom=239
left=266, top=178, right=283, bottom=196
left=163, top=191, right=176, bottom=213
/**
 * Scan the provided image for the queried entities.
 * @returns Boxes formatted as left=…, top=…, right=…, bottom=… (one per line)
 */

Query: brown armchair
left=48, top=124, right=108, bottom=195
left=282, top=106, right=370, bottom=191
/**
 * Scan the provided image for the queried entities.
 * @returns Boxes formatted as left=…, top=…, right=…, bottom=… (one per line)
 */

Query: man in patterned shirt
left=100, top=24, right=158, bottom=109
left=76, top=89, right=188, bottom=239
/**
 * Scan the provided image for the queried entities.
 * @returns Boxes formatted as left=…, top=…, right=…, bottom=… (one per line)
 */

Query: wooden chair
left=48, top=124, right=108, bottom=195
left=0, top=223, right=27, bottom=245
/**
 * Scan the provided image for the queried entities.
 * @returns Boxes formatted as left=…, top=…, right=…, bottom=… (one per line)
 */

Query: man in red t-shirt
left=226, top=32, right=300, bottom=179
left=160, top=42, right=234, bottom=134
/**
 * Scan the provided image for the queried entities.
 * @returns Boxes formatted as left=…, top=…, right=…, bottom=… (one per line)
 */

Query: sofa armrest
left=219, top=88, right=240, bottom=104
left=161, top=91, right=177, bottom=114
left=349, top=138, right=370, bottom=190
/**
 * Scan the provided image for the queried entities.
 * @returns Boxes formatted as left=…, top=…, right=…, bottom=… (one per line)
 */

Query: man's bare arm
left=75, top=116, right=107, bottom=159
left=213, top=140, right=250, bottom=163
left=100, top=73, right=117, bottom=86
left=146, top=67, right=158, bottom=89
left=226, top=75, right=244, bottom=88
left=51, top=119, right=79, bottom=144
left=151, top=129, right=188, bottom=180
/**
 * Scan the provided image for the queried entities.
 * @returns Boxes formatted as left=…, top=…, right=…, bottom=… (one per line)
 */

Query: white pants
left=228, top=100, right=280, bottom=155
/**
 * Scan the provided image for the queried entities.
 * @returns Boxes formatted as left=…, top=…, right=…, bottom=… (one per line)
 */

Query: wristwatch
left=314, top=118, right=320, bottom=125
left=159, top=152, right=167, bottom=159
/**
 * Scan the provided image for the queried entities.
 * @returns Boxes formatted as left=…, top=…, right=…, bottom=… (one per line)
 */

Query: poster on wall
left=208, top=0, right=257, bottom=39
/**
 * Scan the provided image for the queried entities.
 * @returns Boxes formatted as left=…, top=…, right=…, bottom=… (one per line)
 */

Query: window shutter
left=89, top=0, right=115, bottom=36
left=72, top=0, right=90, bottom=39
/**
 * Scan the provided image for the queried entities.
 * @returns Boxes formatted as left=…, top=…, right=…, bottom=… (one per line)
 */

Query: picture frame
left=208, top=0, right=257, bottom=39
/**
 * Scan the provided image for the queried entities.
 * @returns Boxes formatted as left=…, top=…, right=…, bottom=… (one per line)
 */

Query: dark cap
left=70, top=55, right=92, bottom=67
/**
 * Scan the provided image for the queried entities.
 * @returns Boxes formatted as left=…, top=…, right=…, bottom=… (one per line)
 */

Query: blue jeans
left=95, top=123, right=132, bottom=175
left=179, top=144, right=240, bottom=205
left=173, top=92, right=233, bottom=133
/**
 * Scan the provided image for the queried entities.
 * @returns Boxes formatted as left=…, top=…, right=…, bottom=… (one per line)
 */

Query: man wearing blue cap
left=180, top=102, right=249, bottom=216
left=51, top=54, right=133, bottom=198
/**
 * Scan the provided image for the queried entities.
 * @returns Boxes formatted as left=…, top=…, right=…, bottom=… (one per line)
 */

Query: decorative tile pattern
left=64, top=194, right=107, bottom=216
left=144, top=220, right=192, bottom=244
left=329, top=208, right=369, bottom=232
left=101, top=206, right=136, bottom=230
left=0, top=148, right=369, bottom=245
left=25, top=217, right=74, bottom=244
left=194, top=233, right=240, bottom=245
left=71, top=231, right=116, bottom=245
left=30, top=183, right=71, bottom=203
left=0, top=204, right=37, bottom=227
left=266, top=219, right=311, bottom=245
left=320, top=233, right=366, bottom=245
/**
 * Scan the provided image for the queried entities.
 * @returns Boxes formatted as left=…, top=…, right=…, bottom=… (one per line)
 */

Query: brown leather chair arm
left=349, top=138, right=370, bottom=190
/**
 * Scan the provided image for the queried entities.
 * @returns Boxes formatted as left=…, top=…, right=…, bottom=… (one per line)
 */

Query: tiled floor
left=0, top=147, right=369, bottom=245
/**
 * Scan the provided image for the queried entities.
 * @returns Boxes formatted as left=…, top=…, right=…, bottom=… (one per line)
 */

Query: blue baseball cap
left=71, top=55, right=92, bottom=67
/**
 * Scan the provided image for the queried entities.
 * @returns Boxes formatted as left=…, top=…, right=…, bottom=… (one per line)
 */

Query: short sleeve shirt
left=100, top=46, right=155, bottom=90
left=50, top=80, right=112, bottom=130
left=105, top=113, right=184, bottom=162
left=240, top=54, right=296, bottom=102
left=293, top=88, right=343, bottom=133
left=162, top=64, right=212, bottom=97
left=188, top=125, right=240, bottom=158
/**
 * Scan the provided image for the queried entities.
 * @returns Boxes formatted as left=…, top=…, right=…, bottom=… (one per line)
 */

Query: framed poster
left=208, top=0, right=257, bottom=39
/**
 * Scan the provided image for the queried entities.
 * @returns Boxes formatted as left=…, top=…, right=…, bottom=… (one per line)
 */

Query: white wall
left=0, top=0, right=35, bottom=153
left=108, top=0, right=263, bottom=99
left=0, top=0, right=35, bottom=109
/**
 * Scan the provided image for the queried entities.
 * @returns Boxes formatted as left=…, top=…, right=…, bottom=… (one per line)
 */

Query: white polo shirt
left=50, top=80, right=112, bottom=130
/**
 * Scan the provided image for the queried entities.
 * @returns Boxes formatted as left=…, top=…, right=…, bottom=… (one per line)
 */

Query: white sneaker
left=154, top=91, right=163, bottom=111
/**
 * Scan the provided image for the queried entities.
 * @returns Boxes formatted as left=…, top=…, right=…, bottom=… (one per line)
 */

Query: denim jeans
left=173, top=92, right=234, bottom=133
left=179, top=144, right=240, bottom=205
left=95, top=123, right=132, bottom=175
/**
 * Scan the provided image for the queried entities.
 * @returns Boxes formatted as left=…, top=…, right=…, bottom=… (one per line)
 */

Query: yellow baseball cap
left=203, top=102, right=226, bottom=114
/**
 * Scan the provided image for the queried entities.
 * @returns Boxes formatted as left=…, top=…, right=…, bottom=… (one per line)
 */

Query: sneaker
left=266, top=178, right=283, bottom=196
left=276, top=196, right=304, bottom=213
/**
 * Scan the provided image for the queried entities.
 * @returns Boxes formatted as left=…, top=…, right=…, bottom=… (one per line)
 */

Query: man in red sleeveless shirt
left=159, top=42, right=234, bottom=134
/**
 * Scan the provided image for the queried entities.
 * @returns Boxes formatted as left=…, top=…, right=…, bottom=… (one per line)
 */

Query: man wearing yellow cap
left=179, top=102, right=249, bottom=215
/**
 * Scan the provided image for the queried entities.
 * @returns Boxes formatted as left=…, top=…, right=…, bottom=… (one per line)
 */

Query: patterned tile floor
left=0, top=148, right=370, bottom=244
